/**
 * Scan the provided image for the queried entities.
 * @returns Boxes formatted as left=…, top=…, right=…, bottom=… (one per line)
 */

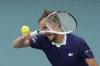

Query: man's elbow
left=12, top=42, right=20, bottom=48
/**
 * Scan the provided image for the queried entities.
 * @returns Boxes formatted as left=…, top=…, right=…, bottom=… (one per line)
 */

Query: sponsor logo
left=32, top=36, right=37, bottom=43
left=68, top=53, right=73, bottom=56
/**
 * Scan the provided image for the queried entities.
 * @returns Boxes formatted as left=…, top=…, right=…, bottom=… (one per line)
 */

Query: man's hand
left=12, top=33, right=31, bottom=48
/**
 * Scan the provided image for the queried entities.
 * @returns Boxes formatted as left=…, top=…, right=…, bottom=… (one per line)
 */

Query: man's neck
left=53, top=34, right=64, bottom=44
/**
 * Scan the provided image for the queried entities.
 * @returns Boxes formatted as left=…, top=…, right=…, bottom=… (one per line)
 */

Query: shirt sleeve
left=29, top=34, right=48, bottom=49
left=79, top=39, right=94, bottom=58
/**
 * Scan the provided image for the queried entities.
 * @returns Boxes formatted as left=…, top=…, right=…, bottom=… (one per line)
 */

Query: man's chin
left=47, top=34, right=56, bottom=41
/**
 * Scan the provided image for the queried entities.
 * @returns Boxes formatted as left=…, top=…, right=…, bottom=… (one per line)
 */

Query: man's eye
left=43, top=26, right=47, bottom=29
left=42, top=26, right=48, bottom=30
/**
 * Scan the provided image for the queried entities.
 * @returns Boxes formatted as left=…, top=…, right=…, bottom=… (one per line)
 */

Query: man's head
left=38, top=10, right=57, bottom=41
left=39, top=10, right=61, bottom=31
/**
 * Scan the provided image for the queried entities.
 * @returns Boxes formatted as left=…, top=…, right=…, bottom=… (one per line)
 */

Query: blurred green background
left=0, top=0, right=100, bottom=66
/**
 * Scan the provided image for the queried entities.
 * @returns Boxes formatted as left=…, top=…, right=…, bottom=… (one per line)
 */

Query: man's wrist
left=21, top=36, right=25, bottom=41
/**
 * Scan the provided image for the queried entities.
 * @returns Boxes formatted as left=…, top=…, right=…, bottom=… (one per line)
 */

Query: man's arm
left=12, top=33, right=31, bottom=48
left=86, top=58, right=98, bottom=66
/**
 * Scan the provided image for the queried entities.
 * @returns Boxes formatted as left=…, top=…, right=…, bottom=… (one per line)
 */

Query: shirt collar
left=52, top=34, right=67, bottom=47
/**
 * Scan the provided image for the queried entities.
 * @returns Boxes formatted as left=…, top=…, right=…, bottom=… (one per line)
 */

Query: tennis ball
left=21, top=25, right=30, bottom=34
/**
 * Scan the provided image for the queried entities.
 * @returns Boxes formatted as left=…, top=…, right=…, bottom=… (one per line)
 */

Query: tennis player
left=12, top=10, right=98, bottom=66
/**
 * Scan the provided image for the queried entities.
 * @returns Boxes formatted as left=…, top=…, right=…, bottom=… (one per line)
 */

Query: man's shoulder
left=67, top=33, right=86, bottom=45
left=67, top=33, right=83, bottom=40
left=67, top=33, right=88, bottom=49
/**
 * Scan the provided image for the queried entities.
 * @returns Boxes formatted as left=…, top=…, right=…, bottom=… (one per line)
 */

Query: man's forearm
left=12, top=36, right=25, bottom=48
left=86, top=58, right=98, bottom=66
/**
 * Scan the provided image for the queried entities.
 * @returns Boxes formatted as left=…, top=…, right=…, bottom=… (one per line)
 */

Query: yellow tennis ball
left=21, top=25, right=30, bottom=34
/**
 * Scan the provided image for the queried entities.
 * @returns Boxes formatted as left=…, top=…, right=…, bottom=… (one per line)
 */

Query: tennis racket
left=30, top=11, right=77, bottom=36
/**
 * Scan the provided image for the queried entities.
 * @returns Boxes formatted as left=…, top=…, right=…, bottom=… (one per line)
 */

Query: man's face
left=39, top=18, right=49, bottom=31
left=39, top=18, right=56, bottom=41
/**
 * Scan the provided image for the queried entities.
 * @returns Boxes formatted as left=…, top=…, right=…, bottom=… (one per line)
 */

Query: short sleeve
left=79, top=39, right=94, bottom=58
left=29, top=34, right=48, bottom=49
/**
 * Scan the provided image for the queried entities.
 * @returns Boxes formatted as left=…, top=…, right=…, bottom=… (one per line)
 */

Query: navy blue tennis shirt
left=29, top=34, right=94, bottom=66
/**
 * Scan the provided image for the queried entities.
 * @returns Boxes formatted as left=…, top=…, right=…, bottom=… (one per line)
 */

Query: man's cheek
left=45, top=33, right=51, bottom=36
left=48, top=36, right=54, bottom=41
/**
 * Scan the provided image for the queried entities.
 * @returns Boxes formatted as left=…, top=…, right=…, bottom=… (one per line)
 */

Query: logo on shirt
left=85, top=50, right=91, bottom=53
left=32, top=36, right=37, bottom=43
left=68, top=53, right=73, bottom=56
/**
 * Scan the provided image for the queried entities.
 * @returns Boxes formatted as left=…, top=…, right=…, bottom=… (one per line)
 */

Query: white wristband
left=30, top=30, right=39, bottom=37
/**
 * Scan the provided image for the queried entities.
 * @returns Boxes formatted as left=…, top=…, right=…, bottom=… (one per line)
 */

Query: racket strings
left=47, top=14, right=63, bottom=32
left=58, top=13, right=76, bottom=32
left=40, top=12, right=77, bottom=34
